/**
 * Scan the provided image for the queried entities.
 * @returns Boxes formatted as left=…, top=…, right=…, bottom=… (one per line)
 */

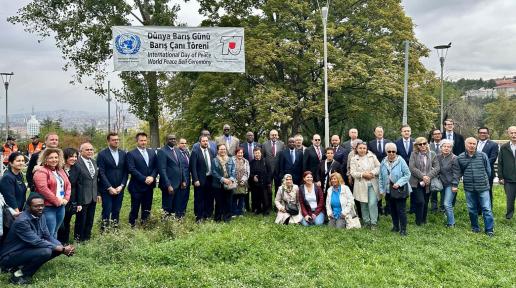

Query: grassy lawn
left=1, top=185, right=514, bottom=287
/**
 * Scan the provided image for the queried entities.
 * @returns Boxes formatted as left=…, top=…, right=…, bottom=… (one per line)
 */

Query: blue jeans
left=443, top=186, right=455, bottom=225
left=301, top=212, right=325, bottom=226
left=465, top=191, right=494, bottom=233
left=43, top=205, right=65, bottom=238
left=232, top=194, right=245, bottom=216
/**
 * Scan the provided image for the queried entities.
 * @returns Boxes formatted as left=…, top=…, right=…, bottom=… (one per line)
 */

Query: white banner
left=112, top=26, right=245, bottom=73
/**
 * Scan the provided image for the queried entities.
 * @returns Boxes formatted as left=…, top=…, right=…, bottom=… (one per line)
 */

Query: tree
left=9, top=0, right=180, bottom=147
left=166, top=0, right=438, bottom=143
left=484, top=93, right=516, bottom=139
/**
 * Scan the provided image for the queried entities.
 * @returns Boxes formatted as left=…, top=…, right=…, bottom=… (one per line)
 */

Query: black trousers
left=378, top=194, right=391, bottom=214
left=0, top=248, right=59, bottom=277
left=193, top=177, right=214, bottom=221
left=389, top=196, right=407, bottom=231
left=413, top=186, right=431, bottom=225
left=213, top=187, right=233, bottom=222
left=161, top=188, right=175, bottom=214
left=129, top=189, right=154, bottom=225
left=251, top=185, right=270, bottom=214
left=74, top=202, right=96, bottom=241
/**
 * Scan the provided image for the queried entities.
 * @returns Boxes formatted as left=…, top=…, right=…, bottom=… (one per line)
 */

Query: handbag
left=345, top=205, right=361, bottom=229
left=2, top=204, right=16, bottom=231
left=223, top=180, right=238, bottom=191
left=390, top=182, right=408, bottom=199
left=430, top=177, right=443, bottom=192
left=285, top=202, right=299, bottom=215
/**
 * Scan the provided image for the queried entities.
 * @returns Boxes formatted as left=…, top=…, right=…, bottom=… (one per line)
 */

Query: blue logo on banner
left=115, top=33, right=141, bottom=55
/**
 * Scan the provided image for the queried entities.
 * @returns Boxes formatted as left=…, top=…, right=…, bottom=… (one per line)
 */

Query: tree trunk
left=144, top=72, right=160, bottom=148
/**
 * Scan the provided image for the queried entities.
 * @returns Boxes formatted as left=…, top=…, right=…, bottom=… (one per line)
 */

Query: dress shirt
left=109, top=147, right=119, bottom=166
left=203, top=148, right=211, bottom=175
left=139, top=148, right=149, bottom=166
left=477, top=140, right=486, bottom=152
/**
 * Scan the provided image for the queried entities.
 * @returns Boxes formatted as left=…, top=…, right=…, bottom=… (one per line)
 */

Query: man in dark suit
left=26, top=133, right=59, bottom=191
left=240, top=131, right=261, bottom=211
left=262, top=129, right=285, bottom=203
left=342, top=128, right=359, bottom=150
left=176, top=138, right=191, bottom=219
left=190, top=135, right=215, bottom=222
left=395, top=124, right=415, bottom=213
left=97, top=132, right=128, bottom=230
left=278, top=137, right=304, bottom=185
left=303, top=134, right=324, bottom=180
left=316, top=147, right=342, bottom=195
left=443, top=118, right=465, bottom=156
left=477, top=127, right=499, bottom=208
left=429, top=129, right=443, bottom=155
left=157, top=134, right=184, bottom=218
left=192, top=129, right=217, bottom=155
left=368, top=126, right=391, bottom=215
left=127, top=132, right=158, bottom=227
left=331, top=135, right=346, bottom=164
left=74, top=142, right=99, bottom=241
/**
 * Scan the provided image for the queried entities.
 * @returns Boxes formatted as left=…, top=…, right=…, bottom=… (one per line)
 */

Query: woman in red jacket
left=33, top=148, right=71, bottom=238
left=299, top=171, right=325, bottom=226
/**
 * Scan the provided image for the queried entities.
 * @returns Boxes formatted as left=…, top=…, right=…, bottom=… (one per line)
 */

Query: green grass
left=1, top=186, right=515, bottom=287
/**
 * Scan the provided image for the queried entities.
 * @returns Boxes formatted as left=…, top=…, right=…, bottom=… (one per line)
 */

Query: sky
left=0, top=0, right=514, bottom=113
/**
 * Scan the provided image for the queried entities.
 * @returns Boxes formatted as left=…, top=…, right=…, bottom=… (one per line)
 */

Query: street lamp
left=321, top=6, right=329, bottom=148
left=434, top=42, right=451, bottom=130
left=107, top=80, right=112, bottom=132
left=0, top=72, right=14, bottom=141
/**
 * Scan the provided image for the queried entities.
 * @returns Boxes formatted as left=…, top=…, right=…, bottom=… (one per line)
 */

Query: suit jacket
left=395, top=138, right=415, bottom=165
left=127, top=148, right=158, bottom=193
left=443, top=131, right=465, bottom=156
left=157, top=145, right=184, bottom=191
left=192, top=141, right=217, bottom=155
left=332, top=145, right=346, bottom=164
left=303, top=146, right=323, bottom=177
left=190, top=146, right=215, bottom=186
left=178, top=148, right=191, bottom=186
left=215, top=135, right=240, bottom=156
left=429, top=141, right=442, bottom=154
left=278, top=148, right=304, bottom=184
left=479, top=140, right=499, bottom=180
left=368, top=138, right=391, bottom=163
left=240, top=141, right=262, bottom=162
left=342, top=140, right=352, bottom=150
left=75, top=157, right=99, bottom=205
left=262, top=140, right=285, bottom=178
left=97, top=148, right=128, bottom=193
left=316, top=159, right=342, bottom=193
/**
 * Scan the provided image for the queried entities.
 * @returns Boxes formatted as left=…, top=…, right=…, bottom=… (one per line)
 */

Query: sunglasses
left=386, top=151, right=396, bottom=154
left=314, top=139, right=321, bottom=141
left=417, top=142, right=427, bottom=146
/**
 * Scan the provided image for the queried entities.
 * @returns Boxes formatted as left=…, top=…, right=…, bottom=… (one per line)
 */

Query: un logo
left=115, top=33, right=141, bottom=55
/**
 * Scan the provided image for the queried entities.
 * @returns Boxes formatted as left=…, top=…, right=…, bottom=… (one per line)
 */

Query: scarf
left=217, top=155, right=230, bottom=177
left=235, top=157, right=247, bottom=182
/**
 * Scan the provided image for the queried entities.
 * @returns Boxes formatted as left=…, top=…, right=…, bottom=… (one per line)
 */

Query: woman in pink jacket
left=33, top=148, right=71, bottom=237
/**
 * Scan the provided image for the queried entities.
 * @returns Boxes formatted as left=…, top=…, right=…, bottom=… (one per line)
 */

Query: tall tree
left=8, top=0, right=180, bottom=147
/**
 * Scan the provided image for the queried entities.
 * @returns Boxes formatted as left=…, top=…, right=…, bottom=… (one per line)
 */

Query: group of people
left=0, top=121, right=515, bottom=285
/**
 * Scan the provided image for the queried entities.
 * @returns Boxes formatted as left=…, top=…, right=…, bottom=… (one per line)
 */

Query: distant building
left=26, top=114, right=40, bottom=137
left=464, top=87, right=495, bottom=99
left=494, top=80, right=516, bottom=97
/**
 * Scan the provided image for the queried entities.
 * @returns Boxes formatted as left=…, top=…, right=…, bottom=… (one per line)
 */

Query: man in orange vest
left=27, top=135, right=43, bottom=159
left=2, top=136, right=19, bottom=164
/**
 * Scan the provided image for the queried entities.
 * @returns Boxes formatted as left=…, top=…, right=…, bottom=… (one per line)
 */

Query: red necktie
left=316, top=147, right=321, bottom=160
left=272, top=141, right=276, bottom=157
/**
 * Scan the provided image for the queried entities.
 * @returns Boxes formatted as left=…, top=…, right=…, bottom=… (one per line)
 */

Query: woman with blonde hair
left=409, top=137, right=440, bottom=226
left=326, top=172, right=355, bottom=228
left=275, top=174, right=302, bottom=224
left=33, top=148, right=71, bottom=237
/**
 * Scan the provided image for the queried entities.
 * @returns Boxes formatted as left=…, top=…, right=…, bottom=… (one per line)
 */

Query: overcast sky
left=0, top=0, right=514, bottom=113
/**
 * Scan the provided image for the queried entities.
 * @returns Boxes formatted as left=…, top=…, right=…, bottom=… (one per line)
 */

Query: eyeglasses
left=314, top=139, right=321, bottom=141
left=417, top=143, right=427, bottom=146
left=386, top=151, right=397, bottom=154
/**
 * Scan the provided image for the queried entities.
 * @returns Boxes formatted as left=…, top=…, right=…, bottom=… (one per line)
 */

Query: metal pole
left=4, top=82, right=8, bottom=141
left=440, top=57, right=445, bottom=131
left=322, top=7, right=329, bottom=148
left=402, top=40, right=409, bottom=125
left=107, top=80, right=111, bottom=133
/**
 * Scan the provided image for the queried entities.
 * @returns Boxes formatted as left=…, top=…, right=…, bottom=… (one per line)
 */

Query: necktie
left=448, top=133, right=452, bottom=140
left=435, top=143, right=440, bottom=154
left=377, top=140, right=382, bottom=154
left=316, top=147, right=321, bottom=160
left=248, top=143, right=253, bottom=161
left=291, top=150, right=295, bottom=163
left=272, top=141, right=276, bottom=157
left=183, top=151, right=189, bottom=165
left=87, top=159, right=95, bottom=178
left=203, top=149, right=210, bottom=172
left=334, top=146, right=338, bottom=153
left=405, top=141, right=409, bottom=153
left=142, top=149, right=149, bottom=166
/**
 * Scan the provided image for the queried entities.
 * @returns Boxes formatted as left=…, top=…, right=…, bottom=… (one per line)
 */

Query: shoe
left=400, top=230, right=407, bottom=236
left=471, top=229, right=480, bottom=233
left=370, top=225, right=377, bottom=230
left=391, top=227, right=400, bottom=232
left=10, top=272, right=32, bottom=285
left=446, top=224, right=455, bottom=228
left=486, top=231, right=494, bottom=237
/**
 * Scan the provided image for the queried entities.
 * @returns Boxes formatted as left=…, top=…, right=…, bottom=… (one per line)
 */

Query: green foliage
left=1, top=186, right=513, bottom=287
left=484, top=93, right=516, bottom=139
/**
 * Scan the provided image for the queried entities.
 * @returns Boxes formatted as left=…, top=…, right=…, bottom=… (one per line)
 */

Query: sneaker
left=486, top=231, right=494, bottom=237
left=370, top=224, right=377, bottom=230
left=446, top=224, right=455, bottom=228
left=10, top=271, right=32, bottom=285
left=471, top=229, right=481, bottom=233
left=400, top=230, right=407, bottom=236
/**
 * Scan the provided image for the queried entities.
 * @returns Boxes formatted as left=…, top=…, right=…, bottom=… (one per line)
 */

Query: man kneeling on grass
left=0, top=194, right=75, bottom=285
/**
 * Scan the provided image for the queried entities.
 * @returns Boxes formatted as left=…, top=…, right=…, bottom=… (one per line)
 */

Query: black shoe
left=10, top=274, right=32, bottom=285
left=400, top=230, right=407, bottom=236
left=446, top=224, right=455, bottom=228
left=391, top=227, right=400, bottom=232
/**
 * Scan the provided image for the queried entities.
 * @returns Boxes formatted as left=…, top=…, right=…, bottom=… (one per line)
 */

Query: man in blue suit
left=477, top=127, right=499, bottom=208
left=157, top=134, right=185, bottom=218
left=176, top=138, right=191, bottom=219
left=395, top=124, right=415, bottom=213
left=192, top=129, right=217, bottom=155
left=240, top=131, right=261, bottom=211
left=278, top=137, right=304, bottom=185
left=190, top=135, right=216, bottom=222
left=127, top=132, right=158, bottom=227
left=97, top=132, right=128, bottom=230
